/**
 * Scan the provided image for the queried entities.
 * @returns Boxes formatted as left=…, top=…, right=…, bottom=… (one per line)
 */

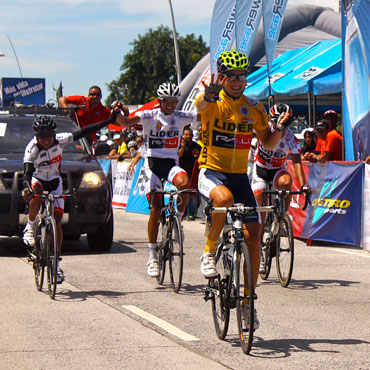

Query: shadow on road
left=259, top=278, right=360, bottom=290
left=251, top=337, right=370, bottom=358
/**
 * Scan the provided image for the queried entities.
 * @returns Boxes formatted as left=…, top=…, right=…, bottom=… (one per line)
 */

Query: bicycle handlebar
left=263, top=188, right=311, bottom=211
left=151, top=189, right=197, bottom=196
left=212, top=205, right=274, bottom=214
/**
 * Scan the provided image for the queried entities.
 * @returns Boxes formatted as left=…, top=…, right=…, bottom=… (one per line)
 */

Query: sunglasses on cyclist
left=160, top=98, right=178, bottom=104
left=37, top=132, right=55, bottom=139
left=89, top=93, right=101, bottom=97
left=224, top=72, right=247, bottom=82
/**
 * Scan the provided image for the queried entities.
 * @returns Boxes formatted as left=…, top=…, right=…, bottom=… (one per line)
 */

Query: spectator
left=301, top=128, right=317, bottom=159
left=304, top=120, right=343, bottom=162
left=314, top=110, right=341, bottom=156
left=178, top=127, right=202, bottom=221
left=58, top=86, right=128, bottom=144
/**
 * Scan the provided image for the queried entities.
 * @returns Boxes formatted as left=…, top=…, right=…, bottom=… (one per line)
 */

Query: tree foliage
left=105, top=25, right=209, bottom=105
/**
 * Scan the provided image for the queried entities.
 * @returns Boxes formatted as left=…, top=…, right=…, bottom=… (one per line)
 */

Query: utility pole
left=168, top=0, right=182, bottom=85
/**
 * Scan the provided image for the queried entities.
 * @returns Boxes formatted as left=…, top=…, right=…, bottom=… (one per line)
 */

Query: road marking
left=329, top=248, right=370, bottom=258
left=122, top=305, right=200, bottom=342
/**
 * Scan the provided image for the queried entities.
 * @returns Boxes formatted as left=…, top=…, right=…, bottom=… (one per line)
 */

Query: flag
left=210, top=0, right=236, bottom=74
left=262, top=0, right=288, bottom=75
left=235, top=0, right=263, bottom=58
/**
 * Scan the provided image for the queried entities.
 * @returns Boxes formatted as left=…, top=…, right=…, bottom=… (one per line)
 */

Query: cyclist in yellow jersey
left=196, top=50, right=289, bottom=329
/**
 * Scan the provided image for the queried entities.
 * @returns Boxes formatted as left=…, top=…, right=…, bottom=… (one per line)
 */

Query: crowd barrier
left=100, top=157, right=368, bottom=250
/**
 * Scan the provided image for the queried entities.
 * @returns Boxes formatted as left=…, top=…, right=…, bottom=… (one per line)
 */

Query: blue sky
left=0, top=0, right=339, bottom=104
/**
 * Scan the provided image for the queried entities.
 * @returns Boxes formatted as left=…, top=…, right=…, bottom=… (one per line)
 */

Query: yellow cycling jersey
left=195, top=90, right=269, bottom=173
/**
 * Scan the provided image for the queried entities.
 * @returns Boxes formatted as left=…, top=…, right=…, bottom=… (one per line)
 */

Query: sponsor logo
left=240, top=106, right=250, bottom=116
left=267, top=0, right=286, bottom=40
left=239, top=0, right=262, bottom=51
left=156, top=121, right=162, bottom=130
left=312, top=178, right=350, bottom=223
left=214, top=118, right=253, bottom=133
left=212, top=129, right=251, bottom=149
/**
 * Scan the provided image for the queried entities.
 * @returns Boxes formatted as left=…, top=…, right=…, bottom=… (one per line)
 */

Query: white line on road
left=122, top=305, right=200, bottom=342
left=329, top=248, right=370, bottom=258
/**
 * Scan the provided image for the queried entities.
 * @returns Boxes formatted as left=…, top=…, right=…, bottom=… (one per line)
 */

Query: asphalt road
left=1, top=208, right=370, bottom=370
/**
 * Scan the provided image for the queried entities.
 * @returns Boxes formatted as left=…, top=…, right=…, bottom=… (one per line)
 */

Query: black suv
left=0, top=106, right=113, bottom=251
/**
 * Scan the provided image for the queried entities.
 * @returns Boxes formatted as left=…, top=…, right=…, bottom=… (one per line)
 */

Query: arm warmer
left=23, top=162, right=35, bottom=189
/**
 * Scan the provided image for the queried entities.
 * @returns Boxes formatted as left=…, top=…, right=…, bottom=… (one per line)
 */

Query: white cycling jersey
left=23, top=133, right=74, bottom=181
left=254, top=126, right=301, bottom=170
left=136, top=108, right=197, bottom=163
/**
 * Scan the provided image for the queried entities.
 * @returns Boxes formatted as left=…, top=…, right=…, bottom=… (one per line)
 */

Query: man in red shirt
left=58, top=86, right=115, bottom=143
left=305, top=120, right=343, bottom=162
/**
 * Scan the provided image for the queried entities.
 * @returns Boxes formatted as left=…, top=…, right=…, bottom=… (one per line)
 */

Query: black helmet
left=32, top=115, right=57, bottom=134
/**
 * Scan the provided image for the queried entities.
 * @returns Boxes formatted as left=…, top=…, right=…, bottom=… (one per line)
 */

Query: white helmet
left=157, top=83, right=181, bottom=99
left=127, top=140, right=138, bottom=149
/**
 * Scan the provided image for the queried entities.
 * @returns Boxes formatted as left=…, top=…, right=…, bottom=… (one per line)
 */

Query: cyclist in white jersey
left=22, top=107, right=124, bottom=283
left=115, top=82, right=199, bottom=277
left=251, top=104, right=309, bottom=273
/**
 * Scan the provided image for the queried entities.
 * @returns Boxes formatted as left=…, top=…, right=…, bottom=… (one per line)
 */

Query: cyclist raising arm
left=115, top=83, right=199, bottom=278
left=22, top=107, right=124, bottom=283
left=251, top=104, right=309, bottom=273
left=196, top=50, right=287, bottom=329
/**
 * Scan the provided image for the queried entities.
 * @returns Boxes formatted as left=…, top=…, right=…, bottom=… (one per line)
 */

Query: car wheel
left=87, top=212, right=113, bottom=252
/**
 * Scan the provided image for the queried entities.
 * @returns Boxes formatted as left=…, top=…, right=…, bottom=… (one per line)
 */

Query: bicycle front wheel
left=169, top=216, right=183, bottom=293
left=156, top=220, right=166, bottom=285
left=46, top=218, right=58, bottom=299
left=259, top=215, right=273, bottom=280
left=276, top=214, right=294, bottom=287
left=33, top=215, right=44, bottom=291
left=211, top=243, right=230, bottom=340
left=235, top=242, right=255, bottom=355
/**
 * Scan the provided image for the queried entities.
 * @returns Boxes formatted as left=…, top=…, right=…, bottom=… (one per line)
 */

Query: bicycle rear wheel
left=156, top=220, right=166, bottom=285
left=235, top=242, right=255, bottom=354
left=46, top=218, right=58, bottom=299
left=259, top=215, right=273, bottom=280
left=211, top=243, right=230, bottom=339
left=169, top=216, right=183, bottom=293
left=33, top=215, right=44, bottom=291
left=276, top=214, right=294, bottom=287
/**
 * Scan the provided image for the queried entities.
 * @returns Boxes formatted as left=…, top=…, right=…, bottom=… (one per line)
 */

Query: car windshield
left=0, top=116, right=87, bottom=154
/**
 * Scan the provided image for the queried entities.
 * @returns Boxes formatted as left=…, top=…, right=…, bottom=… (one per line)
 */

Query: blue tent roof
left=244, top=39, right=342, bottom=100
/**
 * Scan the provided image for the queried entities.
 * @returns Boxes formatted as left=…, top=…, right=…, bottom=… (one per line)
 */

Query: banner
left=97, top=158, right=111, bottom=177
left=210, top=0, right=236, bottom=74
left=112, top=160, right=135, bottom=208
left=262, top=0, right=288, bottom=75
left=362, top=163, right=370, bottom=251
left=125, top=158, right=150, bottom=214
left=301, top=162, right=363, bottom=246
left=342, top=0, right=370, bottom=160
left=235, top=0, right=263, bottom=57
left=0, top=77, right=46, bottom=107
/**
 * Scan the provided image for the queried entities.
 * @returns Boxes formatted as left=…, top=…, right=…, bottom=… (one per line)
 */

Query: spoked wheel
left=211, top=244, right=230, bottom=339
left=235, top=242, right=255, bottom=355
left=169, top=216, right=183, bottom=293
left=276, top=214, right=294, bottom=287
left=156, top=221, right=167, bottom=285
left=46, top=218, right=58, bottom=299
left=33, top=215, right=44, bottom=291
left=259, top=214, right=274, bottom=280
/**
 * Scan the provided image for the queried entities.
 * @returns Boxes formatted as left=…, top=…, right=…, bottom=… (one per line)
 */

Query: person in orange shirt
left=305, top=120, right=342, bottom=162
left=58, top=86, right=128, bottom=144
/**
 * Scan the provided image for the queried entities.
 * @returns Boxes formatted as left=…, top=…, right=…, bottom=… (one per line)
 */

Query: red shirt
left=324, top=129, right=343, bottom=160
left=66, top=96, right=110, bottom=140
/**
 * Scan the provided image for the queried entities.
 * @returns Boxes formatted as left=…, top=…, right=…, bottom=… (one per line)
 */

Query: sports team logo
left=240, top=106, right=249, bottom=116
left=156, top=121, right=162, bottom=130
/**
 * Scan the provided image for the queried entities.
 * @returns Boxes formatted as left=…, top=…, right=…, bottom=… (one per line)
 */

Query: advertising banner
left=210, top=0, right=236, bottom=73
left=112, top=160, right=134, bottom=209
left=342, top=0, right=370, bottom=160
left=301, top=162, right=363, bottom=246
left=235, top=0, right=263, bottom=57
left=262, top=0, right=288, bottom=74
left=125, top=158, right=150, bottom=214
left=0, top=77, right=45, bottom=106
left=362, top=163, right=370, bottom=251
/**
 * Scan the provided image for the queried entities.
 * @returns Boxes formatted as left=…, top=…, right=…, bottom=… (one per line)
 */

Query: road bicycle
left=27, top=191, right=71, bottom=299
left=149, top=186, right=197, bottom=293
left=259, top=185, right=310, bottom=287
left=203, top=202, right=274, bottom=355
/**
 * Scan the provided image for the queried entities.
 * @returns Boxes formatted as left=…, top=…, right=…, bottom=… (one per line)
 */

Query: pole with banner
left=210, top=0, right=236, bottom=74
left=262, top=0, right=288, bottom=107
left=235, top=0, right=263, bottom=58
